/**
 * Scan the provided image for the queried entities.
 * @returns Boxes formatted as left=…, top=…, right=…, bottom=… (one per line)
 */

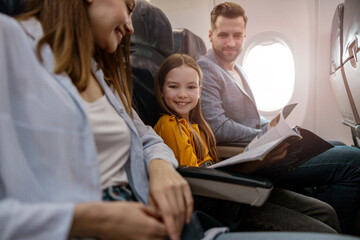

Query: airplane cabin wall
left=149, top=0, right=353, bottom=145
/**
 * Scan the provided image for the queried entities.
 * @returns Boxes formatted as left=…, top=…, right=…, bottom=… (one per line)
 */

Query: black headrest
left=131, top=0, right=173, bottom=58
left=173, top=28, right=207, bottom=60
left=0, top=0, right=26, bottom=15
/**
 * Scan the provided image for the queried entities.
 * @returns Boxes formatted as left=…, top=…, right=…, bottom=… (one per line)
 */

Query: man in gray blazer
left=198, top=2, right=268, bottom=144
left=198, top=1, right=360, bottom=234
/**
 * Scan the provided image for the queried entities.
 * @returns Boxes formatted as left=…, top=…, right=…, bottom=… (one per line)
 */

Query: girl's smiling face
left=162, top=65, right=202, bottom=121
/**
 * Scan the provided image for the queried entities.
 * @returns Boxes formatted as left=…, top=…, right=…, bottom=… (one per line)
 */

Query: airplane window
left=242, top=39, right=295, bottom=112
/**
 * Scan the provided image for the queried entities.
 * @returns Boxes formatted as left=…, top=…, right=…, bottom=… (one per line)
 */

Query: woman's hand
left=228, top=142, right=289, bottom=174
left=69, top=201, right=167, bottom=240
left=147, top=159, right=194, bottom=240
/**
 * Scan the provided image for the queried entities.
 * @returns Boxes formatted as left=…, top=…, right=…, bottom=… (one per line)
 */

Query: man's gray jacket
left=198, top=49, right=269, bottom=143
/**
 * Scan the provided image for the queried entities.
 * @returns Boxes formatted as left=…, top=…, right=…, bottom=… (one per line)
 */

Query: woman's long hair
left=155, top=54, right=219, bottom=163
left=17, top=0, right=133, bottom=117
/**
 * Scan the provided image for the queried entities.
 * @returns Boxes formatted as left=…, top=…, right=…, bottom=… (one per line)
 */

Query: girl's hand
left=147, top=159, right=193, bottom=240
left=70, top=201, right=167, bottom=240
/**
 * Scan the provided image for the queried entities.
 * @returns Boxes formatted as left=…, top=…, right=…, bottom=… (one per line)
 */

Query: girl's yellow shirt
left=154, top=115, right=213, bottom=167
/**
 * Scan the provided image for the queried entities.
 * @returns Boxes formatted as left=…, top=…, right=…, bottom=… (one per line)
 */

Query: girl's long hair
left=17, top=0, right=133, bottom=117
left=156, top=54, right=219, bottom=163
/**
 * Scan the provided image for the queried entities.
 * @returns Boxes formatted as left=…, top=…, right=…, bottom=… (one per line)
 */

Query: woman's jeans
left=275, top=146, right=360, bottom=233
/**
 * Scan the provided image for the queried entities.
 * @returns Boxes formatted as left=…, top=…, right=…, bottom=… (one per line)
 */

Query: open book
left=208, top=103, right=334, bottom=178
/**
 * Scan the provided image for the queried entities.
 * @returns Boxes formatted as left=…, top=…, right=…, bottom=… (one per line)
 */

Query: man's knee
left=314, top=200, right=341, bottom=232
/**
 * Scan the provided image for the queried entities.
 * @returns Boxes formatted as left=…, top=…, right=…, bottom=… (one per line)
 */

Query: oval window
left=242, top=37, right=295, bottom=112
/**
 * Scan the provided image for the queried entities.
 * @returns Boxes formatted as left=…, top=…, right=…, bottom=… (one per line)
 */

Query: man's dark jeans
left=275, top=146, right=360, bottom=233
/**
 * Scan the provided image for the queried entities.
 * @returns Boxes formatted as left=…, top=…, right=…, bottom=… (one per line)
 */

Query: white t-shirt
left=228, top=69, right=245, bottom=92
left=83, top=95, right=131, bottom=190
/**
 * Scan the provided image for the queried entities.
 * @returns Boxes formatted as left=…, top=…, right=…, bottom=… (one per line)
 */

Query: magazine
left=208, top=103, right=334, bottom=178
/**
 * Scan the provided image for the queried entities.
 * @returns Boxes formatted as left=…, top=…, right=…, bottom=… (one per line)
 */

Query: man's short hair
left=210, top=2, right=248, bottom=30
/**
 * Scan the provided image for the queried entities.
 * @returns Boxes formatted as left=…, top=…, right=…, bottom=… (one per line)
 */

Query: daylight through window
left=243, top=41, right=295, bottom=112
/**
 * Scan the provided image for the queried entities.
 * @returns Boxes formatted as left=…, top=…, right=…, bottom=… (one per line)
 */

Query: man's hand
left=147, top=159, right=194, bottom=240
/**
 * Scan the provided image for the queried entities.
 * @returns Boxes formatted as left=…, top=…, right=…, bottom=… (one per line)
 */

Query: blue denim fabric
left=102, top=185, right=135, bottom=201
left=275, top=146, right=360, bottom=233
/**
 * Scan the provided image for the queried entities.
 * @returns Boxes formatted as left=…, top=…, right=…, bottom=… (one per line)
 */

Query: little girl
left=154, top=53, right=219, bottom=167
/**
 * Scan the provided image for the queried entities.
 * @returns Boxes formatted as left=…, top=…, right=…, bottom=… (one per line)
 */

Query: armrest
left=216, top=142, right=248, bottom=159
left=177, top=166, right=273, bottom=206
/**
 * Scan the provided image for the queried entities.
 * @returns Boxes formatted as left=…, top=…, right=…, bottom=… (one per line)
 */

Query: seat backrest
left=329, top=3, right=356, bottom=125
left=130, top=0, right=174, bottom=126
left=0, top=0, right=25, bottom=15
left=342, top=0, right=360, bottom=125
left=173, top=28, right=207, bottom=61
left=329, top=0, right=360, bottom=147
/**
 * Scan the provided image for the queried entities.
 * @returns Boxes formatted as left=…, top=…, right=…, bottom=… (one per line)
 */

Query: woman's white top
left=83, top=95, right=131, bottom=190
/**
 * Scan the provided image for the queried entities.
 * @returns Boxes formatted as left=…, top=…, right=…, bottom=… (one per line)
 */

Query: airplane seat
left=329, top=1, right=360, bottom=148
left=342, top=0, right=360, bottom=147
left=130, top=0, right=174, bottom=127
left=130, top=0, right=273, bottom=207
left=329, top=4, right=353, bottom=127
left=0, top=0, right=25, bottom=15
left=172, top=28, right=207, bottom=60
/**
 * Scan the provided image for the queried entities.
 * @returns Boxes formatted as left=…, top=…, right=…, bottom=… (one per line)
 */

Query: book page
left=209, top=139, right=283, bottom=168
left=282, top=103, right=298, bottom=119
left=246, top=106, right=300, bottom=151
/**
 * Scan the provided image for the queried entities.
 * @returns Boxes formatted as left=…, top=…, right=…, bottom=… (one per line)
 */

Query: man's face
left=209, top=16, right=246, bottom=64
